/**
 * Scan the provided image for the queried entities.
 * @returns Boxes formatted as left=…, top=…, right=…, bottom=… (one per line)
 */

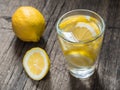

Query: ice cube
left=62, top=32, right=79, bottom=42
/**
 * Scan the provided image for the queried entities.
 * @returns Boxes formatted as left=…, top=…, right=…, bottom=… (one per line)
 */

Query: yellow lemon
left=12, top=6, right=45, bottom=42
left=23, top=47, right=50, bottom=80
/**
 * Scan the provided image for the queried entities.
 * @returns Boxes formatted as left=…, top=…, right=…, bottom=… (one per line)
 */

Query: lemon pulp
left=28, top=52, right=45, bottom=75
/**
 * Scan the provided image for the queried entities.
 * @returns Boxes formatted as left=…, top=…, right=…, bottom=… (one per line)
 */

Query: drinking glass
left=56, top=9, right=105, bottom=78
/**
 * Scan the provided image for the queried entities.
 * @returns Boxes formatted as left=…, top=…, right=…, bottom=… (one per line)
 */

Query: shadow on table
left=13, top=37, right=46, bottom=59
left=69, top=70, right=104, bottom=90
left=31, top=71, right=52, bottom=90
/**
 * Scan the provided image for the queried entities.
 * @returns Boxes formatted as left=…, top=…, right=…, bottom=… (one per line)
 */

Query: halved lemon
left=23, top=47, right=50, bottom=80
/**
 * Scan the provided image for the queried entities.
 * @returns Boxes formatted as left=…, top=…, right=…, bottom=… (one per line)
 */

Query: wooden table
left=0, top=0, right=120, bottom=90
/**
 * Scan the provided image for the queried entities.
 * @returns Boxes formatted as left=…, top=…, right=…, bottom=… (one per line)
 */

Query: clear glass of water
left=56, top=9, right=105, bottom=78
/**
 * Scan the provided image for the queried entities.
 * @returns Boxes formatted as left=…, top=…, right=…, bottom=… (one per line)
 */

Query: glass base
left=69, top=66, right=95, bottom=79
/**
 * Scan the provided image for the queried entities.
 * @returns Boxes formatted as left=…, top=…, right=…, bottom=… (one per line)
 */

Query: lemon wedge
left=23, top=47, right=50, bottom=80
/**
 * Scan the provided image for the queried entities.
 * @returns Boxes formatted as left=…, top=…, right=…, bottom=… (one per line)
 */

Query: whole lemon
left=12, top=6, right=45, bottom=42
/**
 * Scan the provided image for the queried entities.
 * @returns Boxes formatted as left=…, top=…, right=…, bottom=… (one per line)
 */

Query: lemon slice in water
left=59, top=15, right=100, bottom=42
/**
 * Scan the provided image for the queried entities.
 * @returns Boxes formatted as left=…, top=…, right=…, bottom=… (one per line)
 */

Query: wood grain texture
left=0, top=0, right=120, bottom=90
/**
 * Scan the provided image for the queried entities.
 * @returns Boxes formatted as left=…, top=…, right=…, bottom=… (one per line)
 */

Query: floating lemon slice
left=59, top=15, right=100, bottom=42
left=59, top=15, right=89, bottom=29
left=23, top=47, right=50, bottom=80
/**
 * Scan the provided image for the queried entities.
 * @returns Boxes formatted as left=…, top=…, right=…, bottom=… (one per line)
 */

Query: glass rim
left=56, top=9, right=105, bottom=44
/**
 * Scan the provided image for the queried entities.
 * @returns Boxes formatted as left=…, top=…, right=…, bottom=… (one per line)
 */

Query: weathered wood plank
left=0, top=0, right=120, bottom=90
left=94, top=0, right=120, bottom=90
left=93, top=28, right=120, bottom=90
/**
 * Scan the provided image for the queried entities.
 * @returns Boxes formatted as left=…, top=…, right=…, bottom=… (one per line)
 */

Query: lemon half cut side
left=23, top=47, right=50, bottom=80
